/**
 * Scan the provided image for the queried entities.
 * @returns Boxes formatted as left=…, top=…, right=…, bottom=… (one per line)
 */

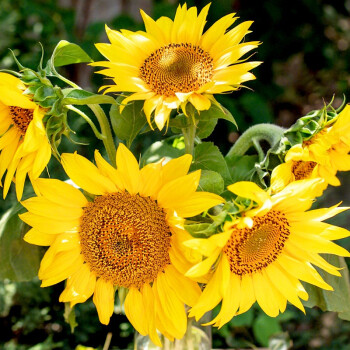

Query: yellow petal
left=61, top=152, right=117, bottom=195
left=277, top=255, right=333, bottom=291
left=163, top=265, right=201, bottom=307
left=39, top=248, right=83, bottom=287
left=209, top=272, right=241, bottom=328
left=238, top=274, right=255, bottom=314
left=161, top=154, right=192, bottom=184
left=19, top=212, right=80, bottom=234
left=265, top=264, right=305, bottom=313
left=139, top=162, right=163, bottom=198
left=21, top=196, right=83, bottom=220
left=24, top=228, right=57, bottom=246
left=189, top=256, right=225, bottom=320
left=188, top=93, right=211, bottom=111
left=173, top=191, right=224, bottom=217
left=252, top=271, right=280, bottom=317
left=94, top=150, right=124, bottom=190
left=157, top=170, right=201, bottom=208
left=156, top=271, right=187, bottom=337
left=34, top=178, right=87, bottom=208
left=124, top=287, right=148, bottom=335
left=93, top=278, right=115, bottom=325
left=59, top=263, right=96, bottom=306
left=116, top=143, right=140, bottom=194
left=228, top=181, right=270, bottom=206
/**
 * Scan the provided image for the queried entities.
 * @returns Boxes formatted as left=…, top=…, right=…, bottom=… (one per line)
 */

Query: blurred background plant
left=1, top=0, right=350, bottom=349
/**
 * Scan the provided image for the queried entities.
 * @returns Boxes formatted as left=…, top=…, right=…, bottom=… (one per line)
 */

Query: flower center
left=292, top=160, right=317, bottom=180
left=140, top=43, right=213, bottom=97
left=9, top=106, right=34, bottom=134
left=223, top=211, right=290, bottom=275
left=79, top=192, right=172, bottom=288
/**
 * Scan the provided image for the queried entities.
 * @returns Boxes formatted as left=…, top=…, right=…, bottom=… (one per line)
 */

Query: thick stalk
left=182, top=122, right=197, bottom=155
left=226, top=123, right=285, bottom=158
left=88, top=104, right=117, bottom=167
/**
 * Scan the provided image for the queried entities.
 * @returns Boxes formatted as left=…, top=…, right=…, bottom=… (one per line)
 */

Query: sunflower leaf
left=303, top=255, right=350, bottom=320
left=191, top=142, right=233, bottom=186
left=110, top=97, right=148, bottom=148
left=64, top=303, right=78, bottom=333
left=199, top=103, right=237, bottom=129
left=51, top=40, right=93, bottom=67
left=0, top=204, right=41, bottom=281
left=198, top=170, right=224, bottom=194
left=62, top=89, right=117, bottom=106
left=141, top=139, right=185, bottom=165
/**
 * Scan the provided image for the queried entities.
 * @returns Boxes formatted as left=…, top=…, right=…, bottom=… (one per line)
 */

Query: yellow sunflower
left=94, top=3, right=260, bottom=130
left=0, top=72, right=51, bottom=200
left=271, top=105, right=350, bottom=193
left=20, top=143, right=223, bottom=345
left=185, top=179, right=350, bottom=327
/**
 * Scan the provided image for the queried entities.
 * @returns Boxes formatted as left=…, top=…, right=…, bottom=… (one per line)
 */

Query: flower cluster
left=1, top=3, right=350, bottom=348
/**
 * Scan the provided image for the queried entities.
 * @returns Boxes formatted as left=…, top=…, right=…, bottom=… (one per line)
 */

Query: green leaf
left=226, top=154, right=259, bottom=183
left=199, top=103, right=237, bottom=128
left=141, top=139, right=185, bottom=165
left=184, top=223, right=213, bottom=237
left=198, top=170, right=224, bottom=194
left=196, top=118, right=218, bottom=139
left=252, top=314, right=283, bottom=347
left=0, top=204, right=41, bottom=281
left=62, top=89, right=117, bottom=106
left=64, top=303, right=78, bottom=333
left=185, top=210, right=228, bottom=238
left=191, top=142, right=233, bottom=186
left=110, top=97, right=148, bottom=147
left=303, top=255, right=350, bottom=320
left=52, top=40, right=93, bottom=67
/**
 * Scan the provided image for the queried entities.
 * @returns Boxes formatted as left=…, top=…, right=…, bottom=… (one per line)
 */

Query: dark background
left=0, top=0, right=350, bottom=349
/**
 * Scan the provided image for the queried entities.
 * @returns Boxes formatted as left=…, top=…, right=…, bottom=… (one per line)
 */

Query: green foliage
left=304, top=255, right=350, bottom=321
left=50, top=40, right=92, bottom=68
left=62, top=89, right=117, bottom=106
left=191, top=142, right=232, bottom=186
left=0, top=205, right=41, bottom=282
left=110, top=97, right=148, bottom=148
left=253, top=314, right=283, bottom=346
left=141, top=138, right=185, bottom=165
left=197, top=170, right=224, bottom=195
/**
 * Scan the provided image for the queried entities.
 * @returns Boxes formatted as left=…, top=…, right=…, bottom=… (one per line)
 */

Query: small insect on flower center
left=224, top=211, right=290, bottom=275
left=292, top=161, right=317, bottom=180
left=79, top=192, right=172, bottom=289
left=140, top=43, right=213, bottom=97
left=9, top=106, right=34, bottom=135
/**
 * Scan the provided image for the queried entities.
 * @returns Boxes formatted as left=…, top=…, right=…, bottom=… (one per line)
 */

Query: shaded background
left=0, top=0, right=350, bottom=349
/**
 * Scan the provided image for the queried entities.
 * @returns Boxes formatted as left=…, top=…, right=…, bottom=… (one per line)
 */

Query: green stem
left=88, top=104, right=117, bottom=167
left=226, top=123, right=285, bottom=159
left=182, top=122, right=197, bottom=155
left=51, top=65, right=80, bottom=89
left=66, top=105, right=105, bottom=140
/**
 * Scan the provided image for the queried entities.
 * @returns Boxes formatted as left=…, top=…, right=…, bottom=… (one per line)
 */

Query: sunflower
left=271, top=105, right=350, bottom=193
left=94, top=3, right=260, bottom=130
left=0, top=72, right=51, bottom=200
left=185, top=179, right=350, bottom=327
left=20, top=143, right=223, bottom=345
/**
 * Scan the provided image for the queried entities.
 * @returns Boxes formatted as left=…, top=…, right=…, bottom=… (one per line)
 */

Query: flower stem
left=66, top=105, right=105, bottom=140
left=88, top=104, right=117, bottom=167
left=226, top=123, right=285, bottom=159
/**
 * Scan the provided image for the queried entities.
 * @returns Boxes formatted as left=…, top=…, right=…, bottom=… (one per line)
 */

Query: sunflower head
left=21, top=144, right=224, bottom=344
left=94, top=3, right=261, bottom=130
left=0, top=72, right=52, bottom=200
left=186, top=179, right=350, bottom=327
left=271, top=104, right=350, bottom=193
